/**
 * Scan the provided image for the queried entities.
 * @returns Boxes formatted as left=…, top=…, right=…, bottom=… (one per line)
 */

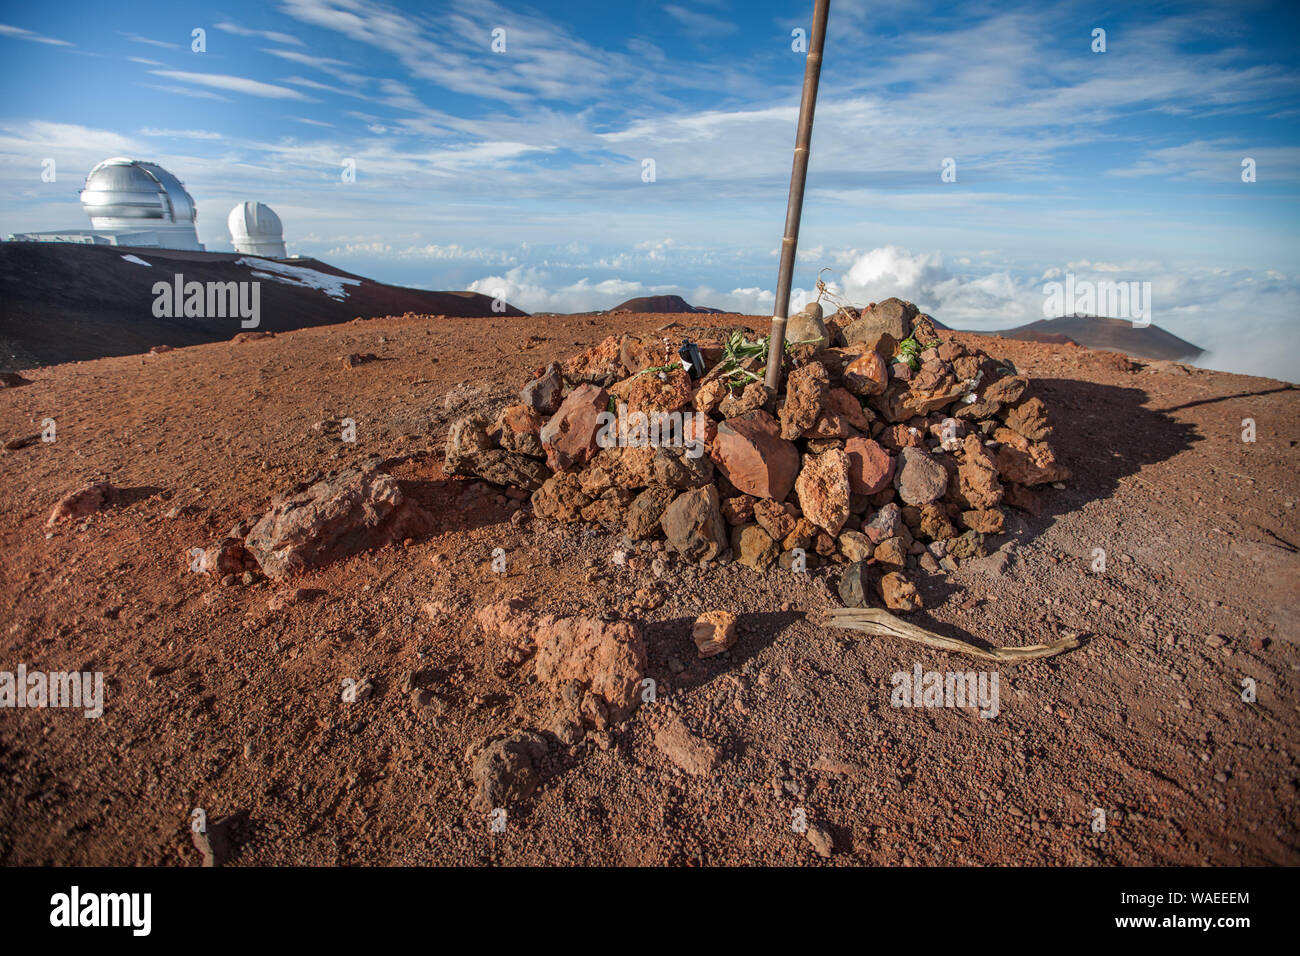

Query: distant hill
left=925, top=312, right=1201, bottom=361
left=1005, top=329, right=1078, bottom=347
left=0, top=242, right=526, bottom=369
left=992, top=315, right=1203, bottom=361
left=608, top=294, right=721, bottom=314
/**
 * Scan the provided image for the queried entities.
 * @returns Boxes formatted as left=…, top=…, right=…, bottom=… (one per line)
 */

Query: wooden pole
left=764, top=0, right=831, bottom=391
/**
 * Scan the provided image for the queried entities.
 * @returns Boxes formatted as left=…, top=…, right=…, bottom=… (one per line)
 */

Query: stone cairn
left=444, top=297, right=1070, bottom=613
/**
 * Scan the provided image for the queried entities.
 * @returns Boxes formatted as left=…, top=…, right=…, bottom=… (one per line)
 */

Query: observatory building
left=228, top=201, right=287, bottom=258
left=8, top=157, right=205, bottom=250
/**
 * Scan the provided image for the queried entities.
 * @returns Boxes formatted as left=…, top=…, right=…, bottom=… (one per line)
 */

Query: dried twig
left=818, top=607, right=1082, bottom=663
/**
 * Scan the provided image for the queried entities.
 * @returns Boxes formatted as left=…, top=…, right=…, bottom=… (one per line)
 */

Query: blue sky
left=1, top=0, right=1298, bottom=378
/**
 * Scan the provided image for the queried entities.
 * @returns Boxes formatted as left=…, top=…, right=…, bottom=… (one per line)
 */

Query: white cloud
left=327, top=241, right=518, bottom=265
left=1108, top=140, right=1300, bottom=182
left=216, top=21, right=304, bottom=46
left=139, top=128, right=224, bottom=140
left=141, top=84, right=231, bottom=102
left=0, top=23, right=73, bottom=46
left=663, top=5, right=738, bottom=37
left=122, top=33, right=179, bottom=49
left=262, top=48, right=367, bottom=86
left=150, top=70, right=315, bottom=101
left=465, top=248, right=1298, bottom=381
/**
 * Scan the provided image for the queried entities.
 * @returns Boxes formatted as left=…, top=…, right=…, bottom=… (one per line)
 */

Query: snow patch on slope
left=237, top=256, right=361, bottom=301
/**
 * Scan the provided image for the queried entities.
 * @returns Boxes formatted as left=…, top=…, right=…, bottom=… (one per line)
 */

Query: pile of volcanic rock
left=444, top=297, right=1069, bottom=613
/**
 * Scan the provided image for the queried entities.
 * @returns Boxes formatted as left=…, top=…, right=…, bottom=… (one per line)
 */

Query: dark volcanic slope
left=1009, top=330, right=1078, bottom=347
left=0, top=242, right=525, bottom=369
left=610, top=294, right=719, bottom=314
left=996, top=316, right=1203, bottom=361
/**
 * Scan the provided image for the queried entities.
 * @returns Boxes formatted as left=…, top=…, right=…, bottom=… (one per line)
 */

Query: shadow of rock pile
left=446, top=297, right=1072, bottom=613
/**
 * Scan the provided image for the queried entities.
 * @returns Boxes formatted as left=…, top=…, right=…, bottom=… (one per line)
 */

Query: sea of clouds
left=465, top=245, right=1299, bottom=383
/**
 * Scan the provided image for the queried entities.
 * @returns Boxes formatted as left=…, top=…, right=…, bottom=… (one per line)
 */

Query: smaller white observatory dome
left=228, top=201, right=287, bottom=257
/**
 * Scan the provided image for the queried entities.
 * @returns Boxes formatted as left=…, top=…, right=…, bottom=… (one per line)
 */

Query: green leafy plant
left=716, top=330, right=769, bottom=386
left=633, top=362, right=681, bottom=379
left=896, top=336, right=924, bottom=371
left=715, top=329, right=825, bottom=388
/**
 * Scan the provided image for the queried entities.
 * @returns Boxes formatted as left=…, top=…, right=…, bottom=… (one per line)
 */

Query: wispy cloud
left=139, top=128, right=225, bottom=140
left=140, top=83, right=231, bottom=102
left=122, top=32, right=179, bottom=49
left=663, top=5, right=739, bottom=37
left=262, top=47, right=367, bottom=85
left=150, top=69, right=315, bottom=101
left=216, top=21, right=303, bottom=46
left=0, top=23, right=72, bottom=46
left=1107, top=140, right=1300, bottom=182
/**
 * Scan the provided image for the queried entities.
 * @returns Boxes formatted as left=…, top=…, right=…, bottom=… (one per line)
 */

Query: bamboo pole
left=764, top=0, right=831, bottom=391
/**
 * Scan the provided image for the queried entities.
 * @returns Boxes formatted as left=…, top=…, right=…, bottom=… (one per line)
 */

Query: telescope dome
left=228, top=201, right=286, bottom=257
left=80, top=158, right=197, bottom=227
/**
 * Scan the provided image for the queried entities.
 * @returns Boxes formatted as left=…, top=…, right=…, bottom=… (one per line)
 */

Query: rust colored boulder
left=843, top=350, right=889, bottom=396
left=957, top=433, right=1004, bottom=509
left=795, top=448, right=852, bottom=536
left=692, top=609, right=738, bottom=657
left=244, top=462, right=432, bottom=579
left=844, top=436, right=895, bottom=496
left=709, top=409, right=799, bottom=501
left=996, top=440, right=1070, bottom=486
left=490, top=403, right=545, bottom=458
left=531, top=472, right=591, bottom=522
left=46, top=481, right=114, bottom=528
left=540, top=382, right=609, bottom=472
left=779, top=361, right=830, bottom=439
left=532, top=615, right=647, bottom=723
left=610, top=366, right=693, bottom=415
left=564, top=334, right=625, bottom=385
left=878, top=571, right=923, bottom=612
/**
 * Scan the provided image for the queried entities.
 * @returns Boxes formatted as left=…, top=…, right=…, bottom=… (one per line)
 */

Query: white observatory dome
left=78, top=158, right=204, bottom=250
left=228, top=201, right=286, bottom=257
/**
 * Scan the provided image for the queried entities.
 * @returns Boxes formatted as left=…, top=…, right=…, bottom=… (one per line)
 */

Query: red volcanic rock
left=828, top=387, right=873, bottom=431
left=794, top=448, right=852, bottom=536
left=244, top=463, right=432, bottom=579
left=843, top=350, right=889, bottom=396
left=610, top=366, right=693, bottom=415
left=540, top=383, right=609, bottom=472
left=709, top=409, right=799, bottom=501
left=778, top=361, right=830, bottom=440
left=46, top=481, right=114, bottom=528
left=490, top=403, right=545, bottom=458
left=844, top=436, right=895, bottom=495
left=957, top=433, right=1004, bottom=509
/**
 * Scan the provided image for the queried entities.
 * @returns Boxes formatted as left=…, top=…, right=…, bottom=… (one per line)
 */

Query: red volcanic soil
left=0, top=313, right=1296, bottom=866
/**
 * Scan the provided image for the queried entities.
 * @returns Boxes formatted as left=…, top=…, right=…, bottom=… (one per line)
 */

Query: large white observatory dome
left=228, top=201, right=286, bottom=257
left=78, top=158, right=204, bottom=250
